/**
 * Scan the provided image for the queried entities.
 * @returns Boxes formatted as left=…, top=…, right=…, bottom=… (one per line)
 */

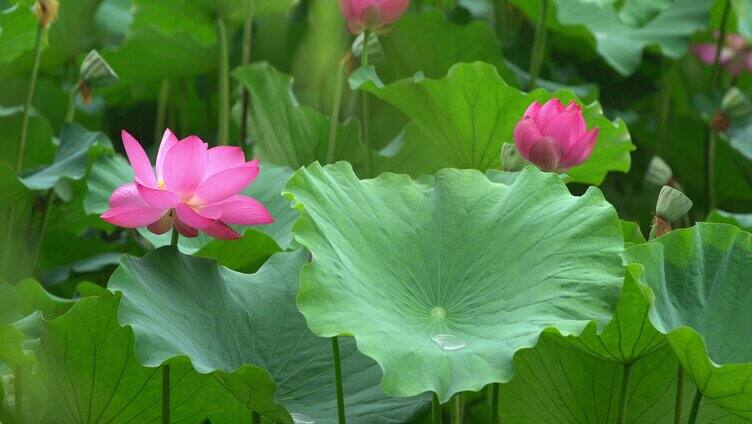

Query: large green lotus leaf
left=707, top=210, right=752, bottom=232
left=0, top=0, right=37, bottom=65
left=377, top=11, right=516, bottom=84
left=84, top=153, right=297, bottom=252
left=353, top=62, right=634, bottom=185
left=508, top=0, right=714, bottom=76
left=283, top=162, right=624, bottom=401
left=20, top=123, right=112, bottom=191
left=109, top=249, right=430, bottom=423
left=24, top=294, right=248, bottom=423
left=623, top=223, right=752, bottom=420
left=233, top=62, right=367, bottom=172
left=502, top=335, right=747, bottom=423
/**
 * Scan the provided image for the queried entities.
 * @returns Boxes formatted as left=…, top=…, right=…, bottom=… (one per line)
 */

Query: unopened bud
left=33, top=0, right=59, bottom=28
left=80, top=50, right=118, bottom=88
left=500, top=143, right=528, bottom=172
left=644, top=156, right=672, bottom=188
left=655, top=186, right=692, bottom=223
left=351, top=32, right=385, bottom=65
left=721, top=87, right=752, bottom=120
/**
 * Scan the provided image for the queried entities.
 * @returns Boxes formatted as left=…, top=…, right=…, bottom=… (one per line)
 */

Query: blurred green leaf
left=0, top=0, right=36, bottom=65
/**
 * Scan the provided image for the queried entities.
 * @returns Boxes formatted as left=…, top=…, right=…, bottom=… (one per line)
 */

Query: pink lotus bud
left=101, top=129, right=274, bottom=240
left=339, top=0, right=410, bottom=34
left=692, top=33, right=752, bottom=77
left=513, top=99, right=599, bottom=173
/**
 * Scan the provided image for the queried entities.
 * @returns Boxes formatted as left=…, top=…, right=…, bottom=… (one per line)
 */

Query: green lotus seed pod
left=655, top=186, right=692, bottom=223
left=500, top=143, right=528, bottom=172
left=644, top=156, right=673, bottom=189
left=80, top=50, right=118, bottom=88
left=721, top=87, right=752, bottom=120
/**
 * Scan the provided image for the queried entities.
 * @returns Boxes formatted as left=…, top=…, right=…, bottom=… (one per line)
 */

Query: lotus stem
left=155, top=80, right=170, bottom=144
left=16, top=24, right=45, bottom=173
left=239, top=0, right=254, bottom=155
left=687, top=390, right=703, bottom=424
left=15, top=366, right=22, bottom=424
left=361, top=30, right=374, bottom=177
left=527, top=0, right=549, bottom=90
left=251, top=411, right=260, bottom=424
left=658, top=61, right=672, bottom=157
left=432, top=393, right=443, bottom=424
left=162, top=364, right=170, bottom=424
left=493, top=0, right=507, bottom=42
left=327, top=55, right=348, bottom=164
left=65, top=80, right=81, bottom=123
left=27, top=189, right=54, bottom=276
left=616, top=362, right=633, bottom=424
left=171, top=228, right=179, bottom=247
left=674, top=366, right=684, bottom=424
left=331, top=336, right=347, bottom=423
left=490, top=383, right=500, bottom=424
left=450, top=393, right=462, bottom=424
left=216, top=15, right=230, bottom=146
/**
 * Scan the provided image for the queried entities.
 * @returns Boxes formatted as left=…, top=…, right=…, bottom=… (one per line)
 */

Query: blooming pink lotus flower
left=513, top=99, right=599, bottom=172
left=101, top=130, right=273, bottom=240
left=692, top=33, right=752, bottom=76
left=339, top=0, right=410, bottom=34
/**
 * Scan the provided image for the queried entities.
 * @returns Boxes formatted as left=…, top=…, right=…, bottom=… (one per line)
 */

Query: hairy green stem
left=326, top=56, right=348, bottom=164
left=450, top=393, right=462, bottom=424
left=527, top=0, right=549, bottom=90
left=674, top=366, right=684, bottom=424
left=216, top=16, right=230, bottom=146
left=432, top=393, right=443, bottom=424
left=332, top=336, right=347, bottom=423
left=239, top=0, right=254, bottom=154
left=490, top=383, right=500, bottom=424
left=616, top=363, right=633, bottom=424
left=687, top=390, right=703, bottom=424
left=171, top=228, right=179, bottom=247
left=361, top=30, right=374, bottom=177
left=155, top=80, right=171, bottom=143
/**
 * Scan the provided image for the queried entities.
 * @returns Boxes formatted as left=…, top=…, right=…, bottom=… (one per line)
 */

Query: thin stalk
left=616, top=363, right=633, bottom=424
left=450, top=393, right=462, bottom=424
left=687, top=391, right=703, bottom=424
left=162, top=364, right=170, bottom=424
left=216, top=16, right=230, bottom=146
left=490, top=383, right=500, bottom=424
left=657, top=61, right=672, bottom=157
left=171, top=228, right=179, bottom=247
left=65, top=81, right=81, bottom=123
left=251, top=411, right=261, bottom=424
left=155, top=80, right=171, bottom=143
left=331, top=336, right=347, bottom=424
left=361, top=30, right=374, bottom=177
left=16, top=24, right=45, bottom=173
left=527, top=0, right=549, bottom=90
left=27, top=189, right=54, bottom=276
left=326, top=55, right=348, bottom=164
left=432, top=393, right=443, bottom=424
left=706, top=0, right=732, bottom=212
left=493, top=0, right=507, bottom=42
left=15, top=367, right=22, bottom=424
left=239, top=0, right=254, bottom=154
left=674, top=366, right=684, bottom=424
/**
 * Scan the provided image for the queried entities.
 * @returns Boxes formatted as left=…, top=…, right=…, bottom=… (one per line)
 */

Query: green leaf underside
left=509, top=0, right=714, bottom=76
left=354, top=62, right=634, bottom=185
left=108, top=249, right=430, bottom=423
left=284, top=162, right=625, bottom=401
left=624, top=223, right=752, bottom=420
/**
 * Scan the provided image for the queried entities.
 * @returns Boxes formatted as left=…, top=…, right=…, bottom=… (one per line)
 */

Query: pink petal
left=192, top=162, right=260, bottom=205
left=109, top=183, right=145, bottom=208
left=147, top=213, right=174, bottom=235
left=213, top=195, right=274, bottom=225
left=523, top=101, right=541, bottom=119
left=174, top=215, right=198, bottom=238
left=528, top=137, right=562, bottom=172
left=541, top=110, right=585, bottom=149
left=339, top=0, right=357, bottom=21
left=535, top=99, right=565, bottom=126
left=122, top=131, right=156, bottom=188
left=560, top=128, right=598, bottom=168
left=202, top=221, right=242, bottom=240
left=206, top=146, right=246, bottom=177
left=162, top=136, right=208, bottom=197
left=175, top=203, right=214, bottom=229
left=513, top=117, right=543, bottom=158
left=156, top=129, right=179, bottom=182
left=136, top=184, right=179, bottom=210
left=379, top=0, right=409, bottom=24
left=745, top=53, right=752, bottom=73
left=692, top=43, right=721, bottom=65
left=101, top=206, right=166, bottom=228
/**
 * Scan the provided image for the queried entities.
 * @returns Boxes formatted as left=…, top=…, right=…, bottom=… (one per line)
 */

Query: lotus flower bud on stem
left=650, top=186, right=693, bottom=239
left=33, top=0, right=58, bottom=28
left=644, top=156, right=683, bottom=192
left=75, top=49, right=119, bottom=104
left=500, top=143, right=528, bottom=172
left=339, top=0, right=411, bottom=34
left=513, top=99, right=598, bottom=173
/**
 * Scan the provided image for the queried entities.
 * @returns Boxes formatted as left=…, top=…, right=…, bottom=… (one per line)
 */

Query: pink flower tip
left=100, top=129, right=275, bottom=241
left=513, top=99, right=598, bottom=173
left=339, top=0, right=410, bottom=34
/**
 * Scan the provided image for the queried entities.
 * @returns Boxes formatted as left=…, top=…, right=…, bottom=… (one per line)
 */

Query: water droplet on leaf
left=431, top=334, right=467, bottom=351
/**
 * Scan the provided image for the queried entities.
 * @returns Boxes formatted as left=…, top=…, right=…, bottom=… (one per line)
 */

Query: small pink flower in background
left=101, top=130, right=273, bottom=240
left=513, top=99, right=599, bottom=173
left=339, top=0, right=410, bottom=34
left=692, top=33, right=752, bottom=76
